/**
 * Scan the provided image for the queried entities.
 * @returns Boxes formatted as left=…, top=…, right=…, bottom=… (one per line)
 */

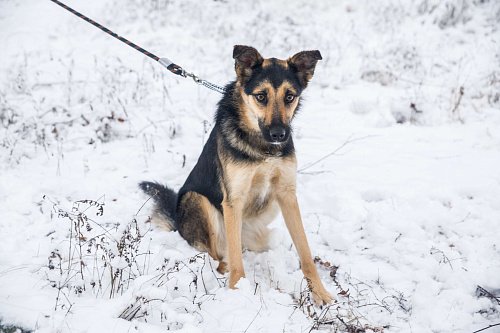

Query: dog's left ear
left=288, top=50, right=322, bottom=88
left=233, top=45, right=264, bottom=83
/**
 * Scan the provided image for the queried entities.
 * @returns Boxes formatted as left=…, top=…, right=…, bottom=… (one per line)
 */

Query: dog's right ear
left=233, top=45, right=263, bottom=83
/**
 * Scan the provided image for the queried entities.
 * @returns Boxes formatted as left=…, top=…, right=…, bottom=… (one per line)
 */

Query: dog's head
left=233, top=45, right=322, bottom=145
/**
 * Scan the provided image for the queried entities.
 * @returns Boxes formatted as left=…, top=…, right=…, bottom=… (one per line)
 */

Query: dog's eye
left=285, top=94, right=295, bottom=103
left=255, top=94, right=266, bottom=102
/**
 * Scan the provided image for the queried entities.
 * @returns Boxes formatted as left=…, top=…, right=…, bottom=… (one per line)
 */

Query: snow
left=1, top=0, right=499, bottom=332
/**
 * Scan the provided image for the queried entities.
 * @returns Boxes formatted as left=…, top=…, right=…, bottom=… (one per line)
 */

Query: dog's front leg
left=277, top=191, right=335, bottom=306
left=222, top=200, right=245, bottom=288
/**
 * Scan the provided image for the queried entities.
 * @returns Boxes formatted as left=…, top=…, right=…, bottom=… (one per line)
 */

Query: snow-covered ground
left=1, top=0, right=499, bottom=332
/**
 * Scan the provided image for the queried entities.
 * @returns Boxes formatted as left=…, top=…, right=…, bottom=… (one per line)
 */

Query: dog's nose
left=269, top=126, right=287, bottom=142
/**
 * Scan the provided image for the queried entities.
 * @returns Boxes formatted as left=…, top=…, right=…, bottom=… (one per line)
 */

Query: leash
left=50, top=0, right=226, bottom=94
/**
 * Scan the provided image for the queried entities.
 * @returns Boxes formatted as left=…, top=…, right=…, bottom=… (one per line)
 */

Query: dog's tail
left=139, top=181, right=178, bottom=231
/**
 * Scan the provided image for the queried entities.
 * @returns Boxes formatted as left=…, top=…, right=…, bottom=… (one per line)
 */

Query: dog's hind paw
left=216, top=260, right=228, bottom=274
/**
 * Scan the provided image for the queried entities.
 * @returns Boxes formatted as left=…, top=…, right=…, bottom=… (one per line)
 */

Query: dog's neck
left=219, top=116, right=294, bottom=161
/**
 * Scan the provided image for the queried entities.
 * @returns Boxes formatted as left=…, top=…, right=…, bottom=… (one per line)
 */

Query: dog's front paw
left=228, top=269, right=246, bottom=289
left=311, top=284, right=335, bottom=307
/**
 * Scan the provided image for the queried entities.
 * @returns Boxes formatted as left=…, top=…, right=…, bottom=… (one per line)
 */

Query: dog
left=140, top=45, right=334, bottom=306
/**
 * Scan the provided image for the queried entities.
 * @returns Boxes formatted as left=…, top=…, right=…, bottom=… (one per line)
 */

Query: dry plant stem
left=243, top=305, right=263, bottom=333
left=476, top=285, right=500, bottom=305
left=472, top=323, right=500, bottom=333
left=451, top=86, right=464, bottom=115
left=298, top=134, right=377, bottom=173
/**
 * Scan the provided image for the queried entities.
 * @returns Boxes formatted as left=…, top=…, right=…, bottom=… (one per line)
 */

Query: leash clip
left=182, top=69, right=203, bottom=85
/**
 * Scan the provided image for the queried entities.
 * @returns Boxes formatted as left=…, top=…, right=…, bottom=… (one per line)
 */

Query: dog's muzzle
left=259, top=119, right=290, bottom=144
left=269, top=125, right=288, bottom=143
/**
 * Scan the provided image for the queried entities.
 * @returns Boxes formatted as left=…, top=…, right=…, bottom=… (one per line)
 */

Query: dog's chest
left=224, top=156, right=296, bottom=218
left=242, top=160, right=282, bottom=218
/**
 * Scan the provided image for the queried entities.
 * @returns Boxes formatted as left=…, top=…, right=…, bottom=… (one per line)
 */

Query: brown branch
left=451, top=86, right=464, bottom=114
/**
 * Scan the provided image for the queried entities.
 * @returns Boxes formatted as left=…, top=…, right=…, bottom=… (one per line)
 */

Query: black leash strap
left=50, top=0, right=226, bottom=94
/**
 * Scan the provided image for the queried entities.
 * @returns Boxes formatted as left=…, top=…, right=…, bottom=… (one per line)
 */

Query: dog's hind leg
left=176, top=191, right=227, bottom=274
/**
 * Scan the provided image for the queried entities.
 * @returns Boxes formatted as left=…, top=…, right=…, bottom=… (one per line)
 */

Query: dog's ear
left=233, top=45, right=263, bottom=83
left=288, top=50, right=322, bottom=88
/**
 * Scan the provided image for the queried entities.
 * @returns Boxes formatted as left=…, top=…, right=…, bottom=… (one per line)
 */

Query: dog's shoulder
left=178, top=127, right=224, bottom=211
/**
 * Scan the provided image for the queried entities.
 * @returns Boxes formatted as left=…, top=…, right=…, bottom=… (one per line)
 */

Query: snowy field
left=1, top=0, right=500, bottom=332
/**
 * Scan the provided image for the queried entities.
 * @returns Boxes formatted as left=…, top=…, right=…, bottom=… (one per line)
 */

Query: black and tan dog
left=140, top=45, right=334, bottom=305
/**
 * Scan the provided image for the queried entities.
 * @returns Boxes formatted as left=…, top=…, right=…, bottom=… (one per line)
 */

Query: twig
left=457, top=212, right=471, bottom=224
left=243, top=305, right=263, bottom=333
left=199, top=254, right=209, bottom=294
left=472, top=323, right=500, bottom=333
left=476, top=286, right=500, bottom=305
left=451, top=86, right=464, bottom=114
left=0, top=265, right=29, bottom=278
left=298, top=134, right=377, bottom=173
left=135, top=197, right=152, bottom=217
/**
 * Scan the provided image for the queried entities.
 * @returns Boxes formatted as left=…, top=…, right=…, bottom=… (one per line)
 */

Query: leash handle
left=50, top=0, right=225, bottom=93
